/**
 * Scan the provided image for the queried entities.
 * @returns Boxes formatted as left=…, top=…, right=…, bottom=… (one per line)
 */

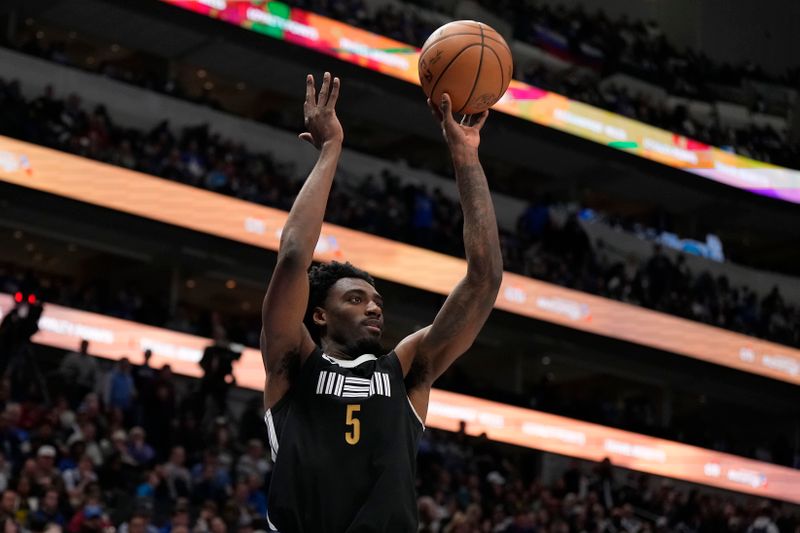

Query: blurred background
left=0, top=0, right=799, bottom=532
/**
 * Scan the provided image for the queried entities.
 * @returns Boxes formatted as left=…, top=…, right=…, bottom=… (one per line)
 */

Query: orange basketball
left=418, top=20, right=513, bottom=115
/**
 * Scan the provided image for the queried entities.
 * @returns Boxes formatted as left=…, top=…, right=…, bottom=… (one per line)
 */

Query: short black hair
left=304, top=261, right=375, bottom=343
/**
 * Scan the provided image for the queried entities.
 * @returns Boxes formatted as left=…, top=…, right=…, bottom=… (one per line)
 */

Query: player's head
left=305, top=261, right=384, bottom=356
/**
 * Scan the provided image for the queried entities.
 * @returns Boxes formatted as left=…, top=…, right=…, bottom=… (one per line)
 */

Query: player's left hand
left=428, top=93, right=488, bottom=155
left=299, top=72, right=344, bottom=150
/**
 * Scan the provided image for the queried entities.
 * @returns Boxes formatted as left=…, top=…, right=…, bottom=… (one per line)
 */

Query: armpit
left=404, top=354, right=431, bottom=392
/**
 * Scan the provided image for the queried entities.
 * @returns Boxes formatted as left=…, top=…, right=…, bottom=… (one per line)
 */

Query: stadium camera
left=0, top=291, right=44, bottom=351
left=199, top=341, right=243, bottom=379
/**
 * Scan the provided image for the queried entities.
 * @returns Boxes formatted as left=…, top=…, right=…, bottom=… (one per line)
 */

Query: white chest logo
left=315, top=370, right=392, bottom=399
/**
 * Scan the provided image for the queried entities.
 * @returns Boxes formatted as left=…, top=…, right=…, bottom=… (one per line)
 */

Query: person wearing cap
left=26, top=450, right=62, bottom=499
left=35, top=446, right=58, bottom=480
left=66, top=502, right=111, bottom=533
left=127, top=427, right=154, bottom=467
left=105, top=430, right=136, bottom=467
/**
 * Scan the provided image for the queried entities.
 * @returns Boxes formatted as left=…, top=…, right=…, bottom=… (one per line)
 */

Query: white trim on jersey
left=266, top=511, right=278, bottom=532
left=325, top=372, right=336, bottom=394
left=322, top=353, right=378, bottom=368
left=382, top=373, right=391, bottom=396
left=407, top=397, right=426, bottom=430
left=264, top=410, right=280, bottom=461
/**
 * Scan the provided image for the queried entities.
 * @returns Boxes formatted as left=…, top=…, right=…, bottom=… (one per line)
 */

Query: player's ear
left=312, top=307, right=327, bottom=327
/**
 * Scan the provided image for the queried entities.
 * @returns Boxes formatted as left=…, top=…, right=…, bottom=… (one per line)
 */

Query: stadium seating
left=278, top=0, right=800, bottom=170
left=1, top=69, right=797, bottom=348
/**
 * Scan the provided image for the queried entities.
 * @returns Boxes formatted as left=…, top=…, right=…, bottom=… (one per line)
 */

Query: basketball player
left=261, top=72, right=502, bottom=532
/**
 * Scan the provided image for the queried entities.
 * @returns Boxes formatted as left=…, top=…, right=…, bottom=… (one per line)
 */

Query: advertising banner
left=158, top=0, right=800, bottom=204
left=1, top=135, right=798, bottom=384
left=2, top=293, right=798, bottom=503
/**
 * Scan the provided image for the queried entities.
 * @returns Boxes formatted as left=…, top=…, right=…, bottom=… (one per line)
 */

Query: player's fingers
left=427, top=98, right=443, bottom=122
left=327, top=76, right=341, bottom=108
left=440, top=93, right=454, bottom=121
left=298, top=132, right=315, bottom=145
left=305, top=74, right=316, bottom=105
left=318, top=72, right=331, bottom=106
left=472, top=110, right=489, bottom=130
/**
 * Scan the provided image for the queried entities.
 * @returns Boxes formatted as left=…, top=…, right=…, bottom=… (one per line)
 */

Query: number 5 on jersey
left=345, top=404, right=361, bottom=445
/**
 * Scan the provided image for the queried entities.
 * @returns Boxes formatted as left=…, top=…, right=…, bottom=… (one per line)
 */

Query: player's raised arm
left=397, top=94, right=503, bottom=416
left=261, top=72, right=343, bottom=407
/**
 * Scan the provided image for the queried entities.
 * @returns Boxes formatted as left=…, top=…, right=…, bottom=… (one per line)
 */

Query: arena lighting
left=27, top=294, right=37, bottom=304
left=0, top=291, right=798, bottom=504
left=1, top=135, right=798, bottom=384
left=158, top=0, right=800, bottom=204
left=14, top=292, right=22, bottom=303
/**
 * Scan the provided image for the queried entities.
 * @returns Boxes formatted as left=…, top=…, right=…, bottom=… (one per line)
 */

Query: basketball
left=418, top=20, right=513, bottom=115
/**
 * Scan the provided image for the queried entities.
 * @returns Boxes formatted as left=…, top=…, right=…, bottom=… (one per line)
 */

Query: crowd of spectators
left=0, top=339, right=795, bottom=533
left=2, top=259, right=798, bottom=470
left=0, top=262, right=260, bottom=350
left=1, top=78, right=797, bottom=348
left=518, top=66, right=799, bottom=170
left=3, top=30, right=217, bottom=112
left=416, top=428, right=800, bottom=532
left=286, top=0, right=441, bottom=49
left=280, top=0, right=800, bottom=170
left=6, top=1, right=799, bottom=171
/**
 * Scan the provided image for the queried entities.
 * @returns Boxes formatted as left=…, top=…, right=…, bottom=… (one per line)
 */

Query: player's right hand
left=428, top=93, right=488, bottom=157
left=299, top=72, right=344, bottom=150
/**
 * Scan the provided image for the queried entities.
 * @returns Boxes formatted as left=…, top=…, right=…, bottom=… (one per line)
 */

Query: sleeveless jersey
left=264, top=347, right=424, bottom=533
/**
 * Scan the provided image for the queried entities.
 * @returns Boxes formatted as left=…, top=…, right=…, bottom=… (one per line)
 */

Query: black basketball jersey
left=264, top=347, right=424, bottom=533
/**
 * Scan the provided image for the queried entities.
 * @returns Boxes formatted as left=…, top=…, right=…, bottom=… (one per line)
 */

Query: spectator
left=133, top=350, right=156, bottom=426
left=34, top=446, right=60, bottom=484
left=162, top=447, right=191, bottom=502
left=102, top=358, right=136, bottom=421
left=68, top=422, right=103, bottom=467
left=234, top=440, right=269, bottom=487
left=58, top=341, right=98, bottom=406
left=63, top=455, right=98, bottom=505
left=29, top=489, right=64, bottom=527
left=1, top=79, right=798, bottom=348
left=0, top=415, right=23, bottom=468
left=190, top=452, right=230, bottom=505
left=66, top=503, right=111, bottom=533
left=127, top=427, right=155, bottom=467
left=0, top=454, right=9, bottom=493
left=0, top=490, right=17, bottom=523
left=118, top=512, right=159, bottom=533
left=159, top=507, right=190, bottom=533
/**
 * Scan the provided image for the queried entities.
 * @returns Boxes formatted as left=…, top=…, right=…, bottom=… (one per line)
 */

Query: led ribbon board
left=158, top=0, right=800, bottom=204
left=1, top=135, right=798, bottom=384
left=1, top=293, right=798, bottom=503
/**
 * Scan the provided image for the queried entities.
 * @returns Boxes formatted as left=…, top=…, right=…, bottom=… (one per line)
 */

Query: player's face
left=320, top=278, right=384, bottom=349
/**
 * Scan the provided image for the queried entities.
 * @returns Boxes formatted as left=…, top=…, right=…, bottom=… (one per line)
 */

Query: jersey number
left=345, top=404, right=361, bottom=445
